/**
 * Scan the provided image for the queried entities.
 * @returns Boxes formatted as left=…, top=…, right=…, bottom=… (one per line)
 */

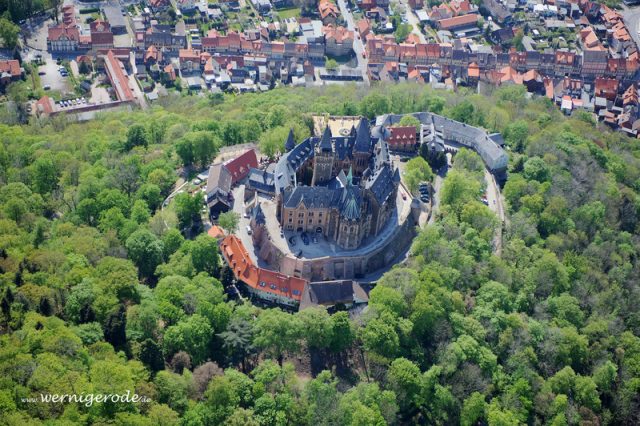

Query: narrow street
left=484, top=169, right=505, bottom=256
left=336, top=0, right=370, bottom=85
left=399, top=0, right=427, bottom=43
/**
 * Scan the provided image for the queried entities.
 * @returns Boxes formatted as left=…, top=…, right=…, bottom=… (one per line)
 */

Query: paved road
left=427, top=173, right=444, bottom=225
left=484, top=168, right=505, bottom=255
left=621, top=5, right=640, bottom=51
left=399, top=0, right=427, bottom=43
left=336, top=0, right=370, bottom=85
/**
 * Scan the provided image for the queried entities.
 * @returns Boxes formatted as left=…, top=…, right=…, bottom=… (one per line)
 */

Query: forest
left=0, top=83, right=639, bottom=425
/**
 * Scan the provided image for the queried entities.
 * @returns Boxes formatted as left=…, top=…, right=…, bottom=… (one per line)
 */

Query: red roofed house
left=594, top=77, right=619, bottom=101
left=319, top=0, right=340, bottom=25
left=357, top=19, right=371, bottom=41
left=207, top=225, right=226, bottom=239
left=0, top=60, right=23, bottom=87
left=90, top=20, right=114, bottom=50
left=224, top=149, right=259, bottom=185
left=149, top=0, right=171, bottom=12
left=323, top=25, right=354, bottom=56
left=34, top=95, right=55, bottom=117
left=179, top=49, right=201, bottom=72
left=437, top=13, right=478, bottom=31
left=220, top=235, right=307, bottom=306
left=47, top=25, right=80, bottom=52
left=388, top=126, right=417, bottom=152
left=103, top=50, right=135, bottom=102
left=62, top=5, right=77, bottom=26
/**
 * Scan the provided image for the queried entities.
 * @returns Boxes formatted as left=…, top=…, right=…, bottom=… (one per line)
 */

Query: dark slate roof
left=283, top=186, right=342, bottom=209
left=354, top=118, right=371, bottom=153
left=334, top=136, right=355, bottom=161
left=207, top=163, right=232, bottom=195
left=319, top=126, right=333, bottom=152
left=365, top=164, right=395, bottom=204
left=253, top=203, right=266, bottom=225
left=307, top=281, right=354, bottom=305
left=340, top=185, right=361, bottom=220
left=287, top=137, right=314, bottom=170
left=285, top=128, right=295, bottom=152
left=248, top=167, right=274, bottom=186
left=375, top=137, right=390, bottom=170
left=274, top=152, right=295, bottom=194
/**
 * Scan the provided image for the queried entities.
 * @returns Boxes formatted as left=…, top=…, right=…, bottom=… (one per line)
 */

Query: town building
left=0, top=60, right=23, bottom=88
left=206, top=149, right=258, bottom=218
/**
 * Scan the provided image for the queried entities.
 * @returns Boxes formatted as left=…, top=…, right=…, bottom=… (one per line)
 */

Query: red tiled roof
left=103, top=50, right=135, bottom=102
left=468, top=61, right=479, bottom=77
left=595, top=77, right=618, bottom=99
left=388, top=126, right=417, bottom=146
left=323, top=25, right=354, bottom=43
left=220, top=235, right=307, bottom=302
left=35, top=95, right=55, bottom=116
left=319, top=0, right=339, bottom=19
left=0, top=60, right=20, bottom=77
left=438, top=13, right=478, bottom=30
left=179, top=48, right=200, bottom=61
left=224, top=149, right=258, bottom=184
left=208, top=225, right=226, bottom=238
left=48, top=25, right=80, bottom=42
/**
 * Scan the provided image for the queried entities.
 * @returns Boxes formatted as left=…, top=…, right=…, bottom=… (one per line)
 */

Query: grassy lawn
left=276, top=7, right=301, bottom=19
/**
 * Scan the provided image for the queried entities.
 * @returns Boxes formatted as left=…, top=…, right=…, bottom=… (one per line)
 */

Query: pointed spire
left=392, top=167, right=400, bottom=184
left=347, top=166, right=353, bottom=186
left=253, top=203, right=266, bottom=225
left=354, top=117, right=371, bottom=153
left=285, top=128, right=295, bottom=152
left=320, top=125, right=332, bottom=152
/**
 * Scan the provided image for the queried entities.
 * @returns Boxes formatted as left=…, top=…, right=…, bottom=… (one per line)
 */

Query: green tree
left=126, top=229, right=165, bottom=280
left=188, top=234, right=220, bottom=277
left=461, top=392, right=486, bottom=426
left=403, top=156, right=434, bottom=194
left=398, top=115, right=421, bottom=127
left=259, top=126, right=289, bottom=159
left=218, top=211, right=240, bottom=234
left=297, top=306, right=333, bottom=350
left=325, top=58, right=338, bottom=71
left=0, top=18, right=19, bottom=49
left=394, top=23, right=412, bottom=43
left=125, top=124, right=149, bottom=150
left=387, top=358, right=423, bottom=412
left=174, top=192, right=203, bottom=231
left=163, top=314, right=213, bottom=365
left=253, top=309, right=303, bottom=364
left=329, top=311, right=354, bottom=353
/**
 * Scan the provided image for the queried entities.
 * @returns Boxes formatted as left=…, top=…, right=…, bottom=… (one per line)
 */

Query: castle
left=273, top=118, right=400, bottom=250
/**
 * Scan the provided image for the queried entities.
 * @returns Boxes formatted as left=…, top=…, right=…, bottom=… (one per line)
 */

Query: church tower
left=312, top=126, right=335, bottom=185
left=352, top=118, right=372, bottom=175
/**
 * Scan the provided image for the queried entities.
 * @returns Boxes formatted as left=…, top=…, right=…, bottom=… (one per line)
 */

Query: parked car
left=43, top=84, right=51, bottom=90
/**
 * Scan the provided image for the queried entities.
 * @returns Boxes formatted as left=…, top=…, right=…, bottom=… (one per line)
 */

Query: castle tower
left=284, top=128, right=295, bottom=152
left=352, top=118, right=372, bottom=175
left=250, top=203, right=267, bottom=245
left=312, top=126, right=334, bottom=185
left=337, top=168, right=364, bottom=250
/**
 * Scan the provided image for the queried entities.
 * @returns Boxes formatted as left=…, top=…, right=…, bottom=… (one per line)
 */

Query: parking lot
left=38, top=56, right=72, bottom=94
